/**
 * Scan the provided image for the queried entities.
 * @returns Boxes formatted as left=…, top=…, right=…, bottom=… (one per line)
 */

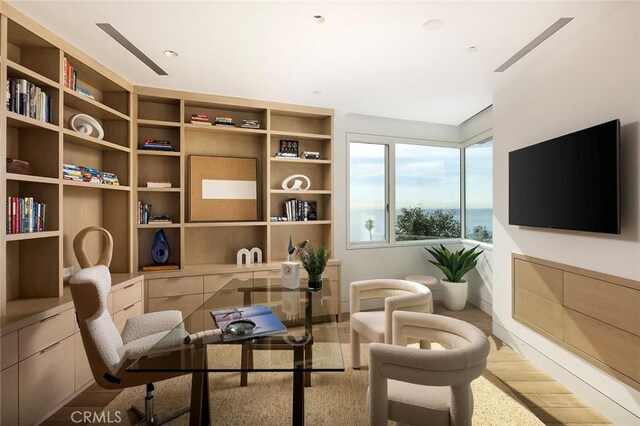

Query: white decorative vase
left=441, top=279, right=468, bottom=311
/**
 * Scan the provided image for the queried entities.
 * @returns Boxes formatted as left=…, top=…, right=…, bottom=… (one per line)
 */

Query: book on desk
left=211, top=305, right=287, bottom=342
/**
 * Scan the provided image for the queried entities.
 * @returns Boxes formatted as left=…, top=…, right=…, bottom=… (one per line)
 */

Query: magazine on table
left=210, top=305, right=287, bottom=342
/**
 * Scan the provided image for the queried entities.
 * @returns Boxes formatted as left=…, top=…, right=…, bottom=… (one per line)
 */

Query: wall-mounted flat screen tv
left=509, top=119, right=620, bottom=234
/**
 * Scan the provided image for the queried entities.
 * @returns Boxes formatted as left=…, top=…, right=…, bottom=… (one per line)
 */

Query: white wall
left=492, top=2, right=640, bottom=422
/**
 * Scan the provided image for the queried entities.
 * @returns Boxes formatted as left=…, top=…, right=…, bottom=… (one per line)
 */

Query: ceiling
left=9, top=1, right=626, bottom=125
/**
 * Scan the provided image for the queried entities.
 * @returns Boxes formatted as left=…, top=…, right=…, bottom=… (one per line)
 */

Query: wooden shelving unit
left=1, top=11, right=133, bottom=316
left=133, top=88, right=334, bottom=271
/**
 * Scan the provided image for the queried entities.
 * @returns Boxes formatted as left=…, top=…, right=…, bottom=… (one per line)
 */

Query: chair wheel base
left=131, top=404, right=190, bottom=426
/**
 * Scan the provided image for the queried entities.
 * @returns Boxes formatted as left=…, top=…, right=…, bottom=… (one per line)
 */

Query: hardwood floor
left=45, top=301, right=611, bottom=425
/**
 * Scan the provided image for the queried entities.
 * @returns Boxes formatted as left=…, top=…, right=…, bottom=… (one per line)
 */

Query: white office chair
left=350, top=279, right=432, bottom=369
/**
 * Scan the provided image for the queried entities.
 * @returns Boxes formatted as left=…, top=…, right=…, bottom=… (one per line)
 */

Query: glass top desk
left=128, top=277, right=344, bottom=425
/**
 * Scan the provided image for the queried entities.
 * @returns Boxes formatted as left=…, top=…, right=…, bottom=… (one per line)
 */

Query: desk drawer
left=255, top=265, right=339, bottom=281
left=114, top=281, right=143, bottom=312
left=204, top=272, right=252, bottom=293
left=19, top=335, right=75, bottom=425
left=1, top=331, right=18, bottom=369
left=148, top=294, right=204, bottom=320
left=148, top=276, right=203, bottom=298
left=18, top=309, right=75, bottom=361
left=114, top=301, right=143, bottom=333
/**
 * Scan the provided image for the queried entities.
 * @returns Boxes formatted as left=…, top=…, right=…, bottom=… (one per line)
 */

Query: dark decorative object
left=151, top=229, right=170, bottom=264
left=7, top=158, right=32, bottom=175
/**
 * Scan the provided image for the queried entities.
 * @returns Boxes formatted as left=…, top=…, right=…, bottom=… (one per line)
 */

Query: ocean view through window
left=464, top=139, right=493, bottom=244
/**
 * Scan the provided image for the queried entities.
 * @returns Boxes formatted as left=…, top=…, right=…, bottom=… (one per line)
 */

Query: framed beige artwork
left=189, top=155, right=258, bottom=221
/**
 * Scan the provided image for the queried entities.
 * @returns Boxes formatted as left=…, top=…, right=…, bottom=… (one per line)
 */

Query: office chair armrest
left=121, top=310, right=183, bottom=344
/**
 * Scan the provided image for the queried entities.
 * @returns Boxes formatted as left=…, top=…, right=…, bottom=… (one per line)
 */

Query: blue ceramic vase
left=151, top=229, right=170, bottom=264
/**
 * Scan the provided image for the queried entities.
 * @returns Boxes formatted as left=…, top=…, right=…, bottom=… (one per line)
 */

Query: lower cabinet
left=75, top=332, right=93, bottom=389
left=19, top=335, right=75, bottom=425
left=1, top=364, right=18, bottom=426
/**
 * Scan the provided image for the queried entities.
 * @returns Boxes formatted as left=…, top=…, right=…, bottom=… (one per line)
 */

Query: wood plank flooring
left=45, top=301, right=611, bottom=425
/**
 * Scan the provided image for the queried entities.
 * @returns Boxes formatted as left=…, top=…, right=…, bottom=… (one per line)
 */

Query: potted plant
left=299, top=244, right=329, bottom=291
left=425, top=244, right=483, bottom=310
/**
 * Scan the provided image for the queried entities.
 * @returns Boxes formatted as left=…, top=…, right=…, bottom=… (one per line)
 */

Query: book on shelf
left=240, top=119, right=260, bottom=129
left=6, top=196, right=46, bottom=234
left=284, top=199, right=318, bottom=222
left=76, top=87, right=95, bottom=100
left=270, top=216, right=289, bottom=222
left=190, top=114, right=211, bottom=125
left=211, top=305, right=287, bottom=342
left=214, top=117, right=235, bottom=127
left=63, top=57, right=77, bottom=90
left=137, top=201, right=151, bottom=224
left=146, top=181, right=172, bottom=188
left=148, top=214, right=172, bottom=224
left=301, top=151, right=321, bottom=160
left=143, top=139, right=175, bottom=151
left=6, top=78, right=52, bottom=123
left=63, top=164, right=120, bottom=185
left=274, top=152, right=299, bottom=158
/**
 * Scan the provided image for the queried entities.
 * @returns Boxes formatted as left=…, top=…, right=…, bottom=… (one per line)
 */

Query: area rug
left=103, top=344, right=542, bottom=425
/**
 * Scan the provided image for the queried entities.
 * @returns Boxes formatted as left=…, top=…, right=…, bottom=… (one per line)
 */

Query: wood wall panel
left=514, top=258, right=563, bottom=303
left=563, top=308, right=640, bottom=383
left=564, top=272, right=640, bottom=337
left=514, top=288, right=563, bottom=339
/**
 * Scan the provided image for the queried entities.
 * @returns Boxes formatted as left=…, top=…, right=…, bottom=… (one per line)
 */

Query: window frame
left=346, top=132, right=465, bottom=250
left=461, top=135, right=494, bottom=246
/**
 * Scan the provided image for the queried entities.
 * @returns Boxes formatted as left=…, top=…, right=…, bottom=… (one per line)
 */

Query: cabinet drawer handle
left=124, top=303, right=138, bottom=311
left=40, top=313, right=60, bottom=323
left=41, top=342, right=60, bottom=354
left=124, top=283, right=136, bottom=289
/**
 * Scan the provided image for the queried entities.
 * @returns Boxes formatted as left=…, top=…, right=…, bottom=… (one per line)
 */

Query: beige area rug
left=103, top=344, right=542, bottom=425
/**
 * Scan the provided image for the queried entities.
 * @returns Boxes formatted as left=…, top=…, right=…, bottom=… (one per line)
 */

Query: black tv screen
left=509, top=119, right=620, bottom=234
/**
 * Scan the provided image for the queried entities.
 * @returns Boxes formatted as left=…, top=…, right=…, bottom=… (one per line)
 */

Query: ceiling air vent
left=494, top=17, right=574, bottom=72
left=96, top=23, right=168, bottom=76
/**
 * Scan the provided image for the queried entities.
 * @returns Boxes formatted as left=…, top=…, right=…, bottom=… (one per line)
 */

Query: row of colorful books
left=284, top=199, right=318, bottom=222
left=5, top=78, right=52, bottom=123
left=63, top=57, right=78, bottom=90
left=137, top=201, right=173, bottom=224
left=63, top=164, right=120, bottom=185
left=189, top=114, right=261, bottom=129
left=190, top=114, right=211, bottom=125
left=142, top=139, right=175, bottom=151
left=6, top=196, right=46, bottom=234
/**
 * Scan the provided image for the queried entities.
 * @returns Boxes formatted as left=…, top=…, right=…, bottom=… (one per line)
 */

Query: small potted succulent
left=299, top=244, right=329, bottom=291
left=425, top=244, right=483, bottom=310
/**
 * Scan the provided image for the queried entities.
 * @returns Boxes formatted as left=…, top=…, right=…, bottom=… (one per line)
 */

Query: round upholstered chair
left=368, top=311, right=490, bottom=426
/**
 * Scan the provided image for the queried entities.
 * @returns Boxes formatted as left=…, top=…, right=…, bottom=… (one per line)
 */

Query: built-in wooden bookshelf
left=133, top=88, right=334, bottom=272
left=1, top=9, right=133, bottom=316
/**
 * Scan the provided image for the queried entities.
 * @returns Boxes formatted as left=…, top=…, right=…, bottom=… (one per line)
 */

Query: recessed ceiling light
left=164, top=50, right=178, bottom=57
left=310, top=15, right=325, bottom=24
left=467, top=46, right=479, bottom=53
left=313, top=90, right=322, bottom=95
left=422, top=19, right=444, bottom=30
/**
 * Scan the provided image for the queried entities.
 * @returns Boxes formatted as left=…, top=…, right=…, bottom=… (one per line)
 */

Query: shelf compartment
left=270, top=162, right=331, bottom=191
left=63, top=128, right=130, bottom=153
left=63, top=102, right=130, bottom=152
left=270, top=130, right=332, bottom=140
left=6, top=236, right=61, bottom=300
left=269, top=224, right=332, bottom=262
left=138, top=227, right=181, bottom=270
left=137, top=192, right=181, bottom=224
left=138, top=96, right=180, bottom=123
left=6, top=125, right=60, bottom=179
left=137, top=155, right=180, bottom=188
left=6, top=59, right=59, bottom=91
left=7, top=20, right=60, bottom=83
left=63, top=136, right=130, bottom=187
left=63, top=186, right=130, bottom=273
left=63, top=53, right=130, bottom=116
left=63, top=87, right=130, bottom=121
left=62, top=181, right=130, bottom=191
left=138, top=124, right=180, bottom=152
left=184, top=101, right=267, bottom=131
left=270, top=134, right=331, bottom=160
left=270, top=193, right=331, bottom=222
left=6, top=111, right=60, bottom=132
left=270, top=110, right=332, bottom=136
left=184, top=225, right=266, bottom=266
left=7, top=179, right=60, bottom=231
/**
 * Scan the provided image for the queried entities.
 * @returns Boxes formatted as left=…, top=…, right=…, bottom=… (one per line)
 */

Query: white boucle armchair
left=368, top=311, right=490, bottom=426
left=350, top=279, right=432, bottom=369
left=70, top=265, right=190, bottom=425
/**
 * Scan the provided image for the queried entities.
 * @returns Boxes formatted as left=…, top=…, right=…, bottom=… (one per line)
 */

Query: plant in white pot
left=425, top=244, right=483, bottom=311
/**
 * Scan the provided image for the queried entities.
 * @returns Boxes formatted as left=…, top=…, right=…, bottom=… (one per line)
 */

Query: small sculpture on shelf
left=281, top=174, right=311, bottom=191
left=69, top=113, right=104, bottom=140
left=236, top=247, right=263, bottom=265
left=151, top=229, right=170, bottom=264
left=281, top=237, right=308, bottom=289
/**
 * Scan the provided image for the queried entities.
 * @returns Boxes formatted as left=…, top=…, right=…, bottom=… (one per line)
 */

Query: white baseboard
left=493, top=322, right=640, bottom=425
left=467, top=292, right=491, bottom=315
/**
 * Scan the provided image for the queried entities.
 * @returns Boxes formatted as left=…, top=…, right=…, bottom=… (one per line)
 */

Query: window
left=395, top=144, right=461, bottom=241
left=464, top=140, right=493, bottom=244
left=349, top=142, right=387, bottom=244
